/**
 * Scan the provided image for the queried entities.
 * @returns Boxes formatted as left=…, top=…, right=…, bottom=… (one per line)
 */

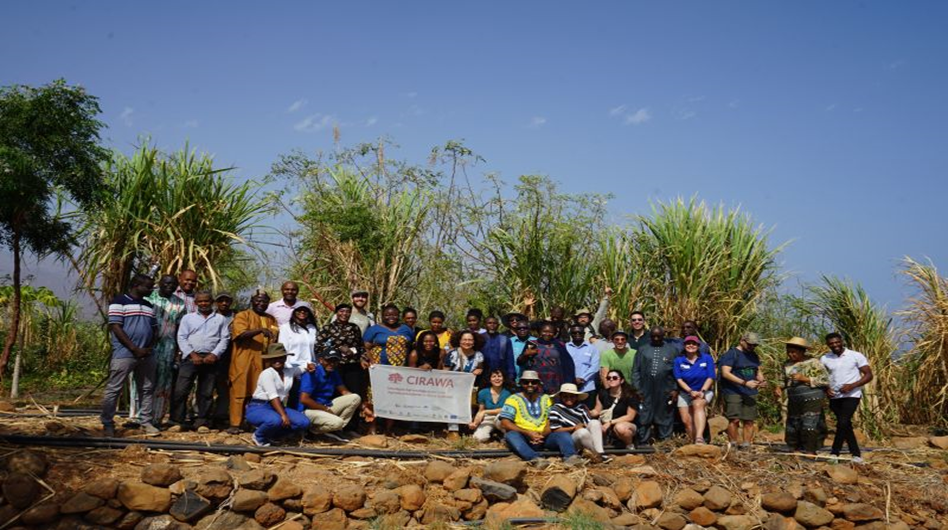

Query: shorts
left=677, top=390, right=714, bottom=408
left=723, top=393, right=757, bottom=421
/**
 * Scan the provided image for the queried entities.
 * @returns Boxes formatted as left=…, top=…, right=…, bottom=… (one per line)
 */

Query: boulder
left=471, top=476, right=518, bottom=502
left=613, top=454, right=647, bottom=466
left=168, top=479, right=195, bottom=496
left=349, top=507, right=378, bottom=519
left=254, top=502, right=286, bottom=526
left=703, top=485, right=732, bottom=511
left=424, top=461, right=455, bottom=482
left=541, top=475, right=577, bottom=512
left=135, top=514, right=192, bottom=529
left=309, top=507, right=348, bottom=530
left=482, top=460, right=526, bottom=485
left=117, top=481, right=172, bottom=512
left=929, top=436, right=948, bottom=450
left=832, top=520, right=856, bottom=530
left=141, top=464, right=182, bottom=487
left=465, top=499, right=489, bottom=521
left=194, top=467, right=233, bottom=501
left=613, top=477, right=634, bottom=502
left=569, top=498, right=612, bottom=524
left=358, top=434, right=388, bottom=448
left=804, top=487, right=828, bottom=506
left=842, top=503, right=884, bottom=522
left=169, top=490, right=212, bottom=522
left=83, top=477, right=120, bottom=499
left=3, top=472, right=40, bottom=508
left=400, top=433, right=428, bottom=444
left=268, top=477, right=302, bottom=501
left=422, top=504, right=461, bottom=524
left=825, top=466, right=858, bottom=485
left=891, top=436, right=927, bottom=450
left=194, top=510, right=261, bottom=530
left=486, top=498, right=544, bottom=523
left=367, top=490, right=401, bottom=515
left=226, top=456, right=252, bottom=471
left=233, top=490, right=269, bottom=512
left=395, top=484, right=426, bottom=511
left=332, top=483, right=366, bottom=511
left=709, top=415, right=729, bottom=438
left=596, top=486, right=622, bottom=510
left=794, top=501, right=834, bottom=528
left=674, top=488, right=705, bottom=511
left=763, top=492, right=799, bottom=514
left=116, top=510, right=144, bottom=530
left=238, top=469, right=275, bottom=490
left=765, top=514, right=804, bottom=530
left=631, top=481, right=663, bottom=509
left=717, top=515, right=756, bottom=530
left=613, top=513, right=644, bottom=526
left=20, top=502, right=60, bottom=525
left=85, top=505, right=124, bottom=525
left=61, top=491, right=106, bottom=514
left=689, top=506, right=717, bottom=526
left=443, top=467, right=471, bottom=491
left=6, top=450, right=49, bottom=476
left=674, top=444, right=723, bottom=459
left=657, top=512, right=688, bottom=530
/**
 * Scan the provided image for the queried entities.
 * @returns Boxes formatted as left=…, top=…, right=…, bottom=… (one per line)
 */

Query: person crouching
left=245, top=343, right=313, bottom=446
left=498, top=369, right=582, bottom=467
left=298, top=348, right=362, bottom=439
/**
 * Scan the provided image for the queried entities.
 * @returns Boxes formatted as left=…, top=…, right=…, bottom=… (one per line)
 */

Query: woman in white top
left=244, top=343, right=314, bottom=446
left=279, top=306, right=318, bottom=409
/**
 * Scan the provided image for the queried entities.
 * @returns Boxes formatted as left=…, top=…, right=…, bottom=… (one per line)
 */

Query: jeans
left=102, top=355, right=156, bottom=427
left=504, top=430, right=576, bottom=460
left=171, top=356, right=217, bottom=425
left=829, top=397, right=861, bottom=457
left=244, top=400, right=311, bottom=443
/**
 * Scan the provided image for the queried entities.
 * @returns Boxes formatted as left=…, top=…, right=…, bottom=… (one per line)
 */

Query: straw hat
left=554, top=383, right=589, bottom=401
left=784, top=337, right=811, bottom=350
left=261, top=343, right=289, bottom=360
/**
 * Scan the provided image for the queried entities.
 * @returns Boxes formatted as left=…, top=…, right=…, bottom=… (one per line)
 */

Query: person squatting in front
left=244, top=343, right=312, bottom=447
left=498, top=369, right=582, bottom=467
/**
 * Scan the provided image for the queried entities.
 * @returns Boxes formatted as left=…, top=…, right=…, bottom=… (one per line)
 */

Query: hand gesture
left=604, top=286, right=613, bottom=296
left=260, top=328, right=274, bottom=340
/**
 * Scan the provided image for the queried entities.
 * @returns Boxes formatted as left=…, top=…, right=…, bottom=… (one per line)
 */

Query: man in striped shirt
left=101, top=274, right=160, bottom=437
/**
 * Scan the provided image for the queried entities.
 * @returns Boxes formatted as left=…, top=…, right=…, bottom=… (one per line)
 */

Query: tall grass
left=897, top=257, right=948, bottom=428
left=808, top=276, right=900, bottom=438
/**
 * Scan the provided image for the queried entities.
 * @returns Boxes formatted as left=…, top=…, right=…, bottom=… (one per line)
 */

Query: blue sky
left=2, top=1, right=947, bottom=313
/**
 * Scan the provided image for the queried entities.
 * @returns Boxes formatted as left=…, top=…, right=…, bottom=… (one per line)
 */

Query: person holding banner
left=499, top=370, right=582, bottom=467
left=363, top=304, right=414, bottom=435
left=408, top=330, right=444, bottom=370
left=444, top=330, right=485, bottom=439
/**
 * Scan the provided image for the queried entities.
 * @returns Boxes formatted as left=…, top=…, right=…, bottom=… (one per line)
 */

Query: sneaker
left=695, top=437, right=706, bottom=445
left=103, top=425, right=116, bottom=438
left=529, top=458, right=551, bottom=470
left=828, top=455, right=840, bottom=465
left=601, top=455, right=614, bottom=464
left=252, top=433, right=271, bottom=447
left=564, top=455, right=585, bottom=467
left=323, top=432, right=351, bottom=444
left=141, top=423, right=161, bottom=436
left=625, top=443, right=636, bottom=451
left=852, top=456, right=864, bottom=464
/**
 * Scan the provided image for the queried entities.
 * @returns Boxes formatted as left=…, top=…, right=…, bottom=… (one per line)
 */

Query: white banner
left=369, top=365, right=476, bottom=423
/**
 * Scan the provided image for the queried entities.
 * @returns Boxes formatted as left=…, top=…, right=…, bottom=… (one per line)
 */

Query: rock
left=657, top=512, right=688, bottom=530
left=570, top=498, right=612, bottom=523
left=117, top=481, right=172, bottom=512
left=590, top=471, right=615, bottom=486
left=596, top=486, right=622, bottom=510
left=85, top=506, right=123, bottom=525
left=674, top=444, right=723, bottom=459
left=886, top=522, right=911, bottom=530
left=134, top=514, right=191, bottom=529
left=632, top=481, right=663, bottom=509
left=116, top=511, right=144, bottom=530
left=194, top=511, right=262, bottom=530
left=233, top=490, right=269, bottom=512
left=396, top=484, right=426, bottom=511
left=832, top=520, right=856, bottom=530
left=277, top=523, right=305, bottom=530
left=763, top=492, right=799, bottom=514
left=400, top=433, right=429, bottom=444
left=254, top=502, right=286, bottom=526
left=541, top=475, right=578, bottom=512
left=168, top=479, right=195, bottom=496
left=268, top=477, right=303, bottom=501
left=349, top=507, right=377, bottom=519
left=718, top=515, right=757, bottom=530
left=854, top=523, right=886, bottom=530
left=613, top=477, right=634, bottom=502
left=689, top=506, right=717, bottom=526
left=795, top=501, right=834, bottom=528
left=6, top=450, right=49, bottom=477
left=465, top=499, right=489, bottom=521
left=310, top=507, right=348, bottom=530
left=424, top=461, right=455, bottom=483
left=358, top=434, right=388, bottom=448
left=614, top=513, right=644, bottom=526
left=239, top=469, right=276, bottom=490
left=675, top=488, right=705, bottom=510
left=709, top=415, right=729, bottom=438
left=197, top=467, right=233, bottom=485
left=83, top=477, right=120, bottom=499
left=930, top=436, right=948, bottom=450
left=613, top=454, right=647, bottom=466
left=367, top=490, right=400, bottom=515
left=703, top=486, right=732, bottom=511
left=842, top=503, right=884, bottom=522
left=765, top=514, right=804, bottom=530
left=20, top=502, right=60, bottom=525
left=487, top=498, right=544, bottom=522
left=3, top=472, right=40, bottom=508
left=443, top=467, right=471, bottom=491
left=471, top=476, right=518, bottom=502
left=825, top=466, right=858, bottom=485
left=333, top=483, right=366, bottom=511
left=194, top=468, right=233, bottom=501
left=243, top=452, right=261, bottom=463
left=804, top=487, right=828, bottom=506
left=482, top=460, right=526, bottom=485
left=283, top=497, right=303, bottom=511
left=422, top=504, right=461, bottom=524
left=452, top=488, right=481, bottom=504
left=142, top=464, right=182, bottom=487
left=225, top=456, right=252, bottom=471
left=629, top=465, right=660, bottom=476
left=0, top=400, right=15, bottom=411
left=170, top=490, right=212, bottom=522
left=61, top=491, right=106, bottom=514
left=891, top=436, right=927, bottom=450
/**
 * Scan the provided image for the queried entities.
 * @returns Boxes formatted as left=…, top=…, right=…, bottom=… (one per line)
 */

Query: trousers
left=102, top=355, right=156, bottom=426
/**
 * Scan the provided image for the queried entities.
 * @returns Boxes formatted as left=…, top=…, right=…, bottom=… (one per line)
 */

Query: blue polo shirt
left=719, top=347, right=761, bottom=396
left=298, top=364, right=343, bottom=409
left=672, top=353, right=716, bottom=391
left=108, top=294, right=156, bottom=360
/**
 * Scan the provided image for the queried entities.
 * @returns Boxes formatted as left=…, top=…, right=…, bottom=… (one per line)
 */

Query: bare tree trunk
left=10, top=351, right=21, bottom=398
left=0, top=226, right=22, bottom=383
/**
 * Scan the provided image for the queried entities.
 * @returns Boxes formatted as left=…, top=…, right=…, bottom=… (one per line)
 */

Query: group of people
left=101, top=276, right=873, bottom=464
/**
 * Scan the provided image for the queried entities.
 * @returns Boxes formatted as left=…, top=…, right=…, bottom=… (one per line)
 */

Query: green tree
left=0, top=79, right=108, bottom=382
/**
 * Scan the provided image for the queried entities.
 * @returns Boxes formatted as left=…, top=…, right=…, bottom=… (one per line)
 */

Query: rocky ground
left=1, top=404, right=947, bottom=529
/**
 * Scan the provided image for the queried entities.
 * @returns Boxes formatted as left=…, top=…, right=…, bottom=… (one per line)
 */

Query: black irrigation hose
left=0, top=434, right=657, bottom=460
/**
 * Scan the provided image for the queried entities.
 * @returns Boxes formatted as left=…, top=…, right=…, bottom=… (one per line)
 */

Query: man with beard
left=334, top=289, right=375, bottom=335
left=267, top=281, right=312, bottom=326
left=228, top=291, right=279, bottom=434
left=632, top=326, right=679, bottom=444
left=499, top=370, right=581, bottom=466
left=719, top=332, right=765, bottom=449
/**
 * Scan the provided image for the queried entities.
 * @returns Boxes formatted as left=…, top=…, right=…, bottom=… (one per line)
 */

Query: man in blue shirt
left=481, top=316, right=516, bottom=385
left=667, top=320, right=713, bottom=356
left=719, top=332, right=765, bottom=449
left=509, top=320, right=537, bottom=381
left=299, top=349, right=362, bottom=437
left=565, top=324, right=600, bottom=407
left=100, top=274, right=159, bottom=437
left=172, top=291, right=231, bottom=429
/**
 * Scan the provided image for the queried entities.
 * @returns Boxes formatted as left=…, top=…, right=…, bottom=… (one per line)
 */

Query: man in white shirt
left=820, top=332, right=873, bottom=464
left=267, top=281, right=313, bottom=326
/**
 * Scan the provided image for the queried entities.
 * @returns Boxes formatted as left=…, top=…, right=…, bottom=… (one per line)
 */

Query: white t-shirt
left=252, top=366, right=303, bottom=402
left=820, top=349, right=869, bottom=399
left=279, top=322, right=317, bottom=369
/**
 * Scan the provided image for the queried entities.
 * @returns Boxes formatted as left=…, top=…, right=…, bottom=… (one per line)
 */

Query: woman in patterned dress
left=362, top=304, right=414, bottom=434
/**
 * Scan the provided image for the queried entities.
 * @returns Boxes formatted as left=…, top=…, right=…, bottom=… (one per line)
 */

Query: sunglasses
left=515, top=326, right=529, bottom=331
left=630, top=318, right=644, bottom=322
left=522, top=380, right=540, bottom=385
left=606, top=376, right=621, bottom=381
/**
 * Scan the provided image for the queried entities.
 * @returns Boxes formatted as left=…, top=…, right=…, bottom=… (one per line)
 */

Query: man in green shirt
left=599, top=330, right=636, bottom=385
